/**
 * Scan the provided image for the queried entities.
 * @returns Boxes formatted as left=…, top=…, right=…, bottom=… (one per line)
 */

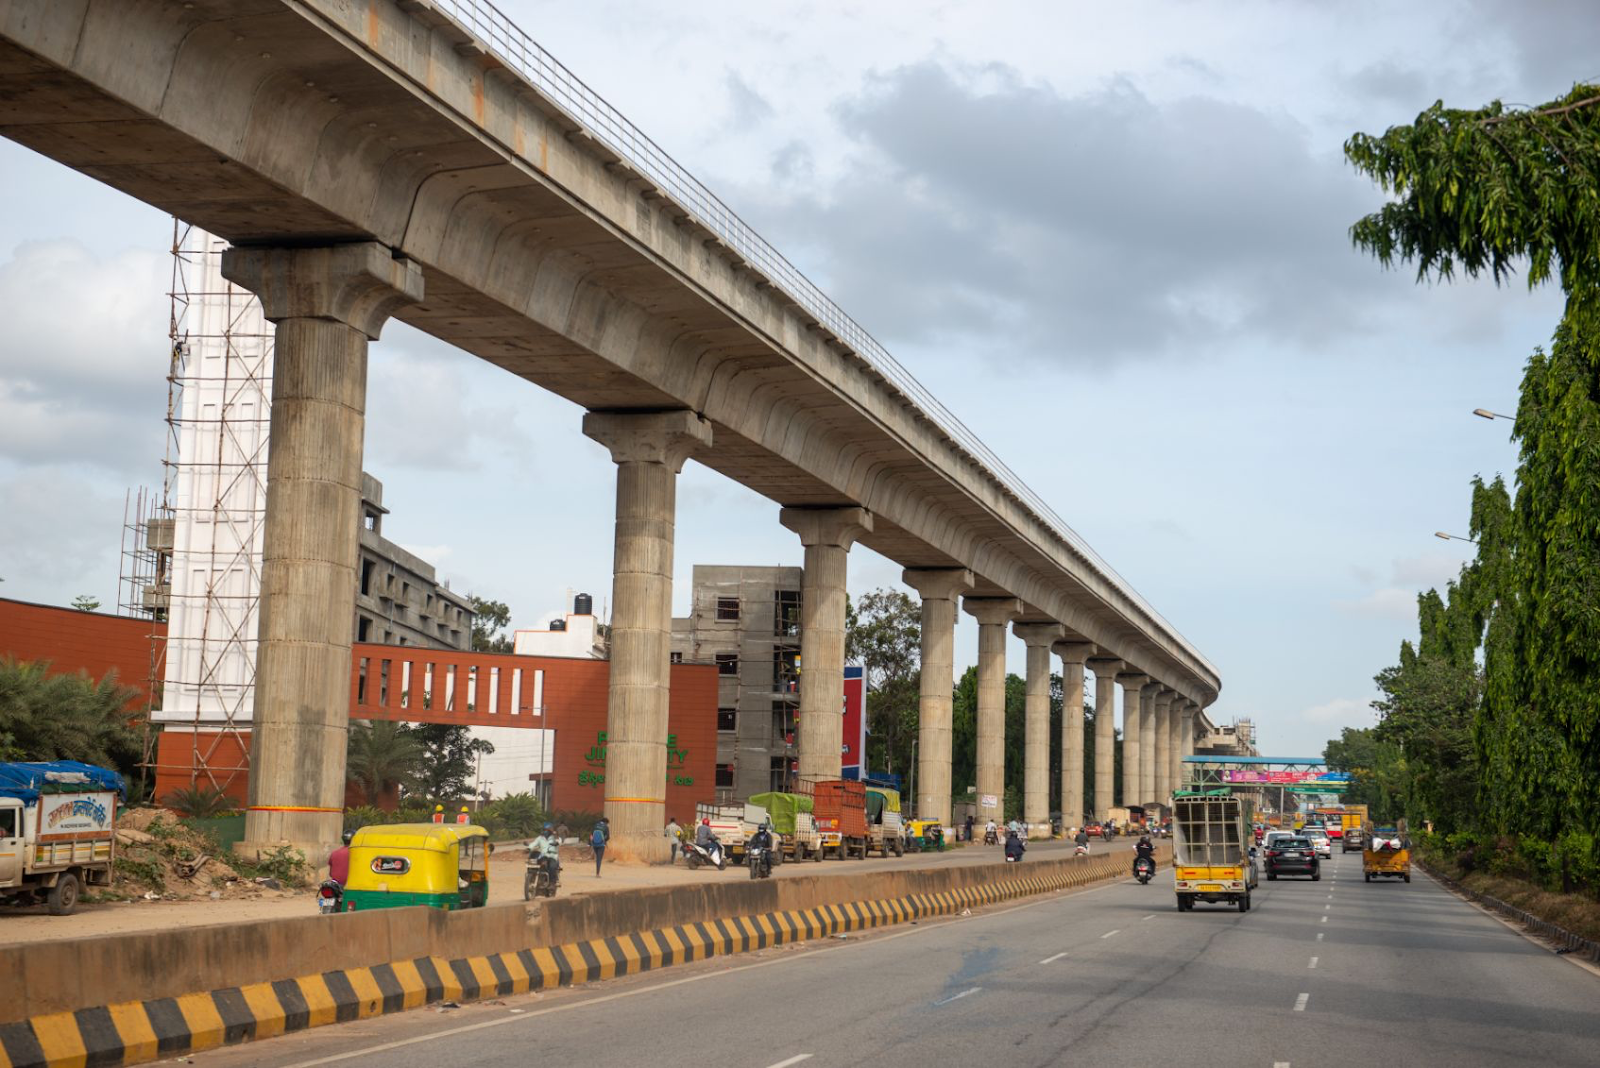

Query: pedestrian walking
left=665, top=816, right=682, bottom=863
left=964, top=814, right=975, bottom=842
left=590, top=818, right=610, bottom=876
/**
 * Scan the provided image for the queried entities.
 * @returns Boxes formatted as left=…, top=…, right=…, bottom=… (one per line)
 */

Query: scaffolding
left=120, top=220, right=273, bottom=799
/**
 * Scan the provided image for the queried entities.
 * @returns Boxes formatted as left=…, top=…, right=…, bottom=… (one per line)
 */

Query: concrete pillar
left=1139, top=684, right=1158, bottom=808
left=904, top=569, right=972, bottom=824
left=583, top=409, right=712, bottom=862
left=1153, top=689, right=1173, bottom=806
left=1168, top=697, right=1186, bottom=797
left=221, top=243, right=422, bottom=862
left=1087, top=659, right=1122, bottom=819
left=1014, top=623, right=1063, bottom=836
left=1055, top=642, right=1095, bottom=833
left=780, top=507, right=873, bottom=785
left=965, top=598, right=1022, bottom=825
left=1180, top=702, right=1198, bottom=766
left=1116, top=672, right=1149, bottom=807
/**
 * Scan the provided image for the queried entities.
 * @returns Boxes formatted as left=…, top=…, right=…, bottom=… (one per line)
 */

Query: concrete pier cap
left=220, top=242, right=424, bottom=339
left=779, top=506, right=873, bottom=784
left=904, top=568, right=973, bottom=824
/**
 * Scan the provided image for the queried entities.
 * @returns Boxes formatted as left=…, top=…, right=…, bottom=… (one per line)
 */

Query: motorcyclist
left=984, top=819, right=998, bottom=844
left=749, top=821, right=773, bottom=872
left=1005, top=830, right=1026, bottom=862
left=528, top=823, right=560, bottom=885
left=695, top=817, right=718, bottom=859
left=1074, top=827, right=1090, bottom=854
left=1133, top=833, right=1155, bottom=876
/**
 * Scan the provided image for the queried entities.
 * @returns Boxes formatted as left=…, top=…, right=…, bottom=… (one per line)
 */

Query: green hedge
left=1419, top=830, right=1600, bottom=896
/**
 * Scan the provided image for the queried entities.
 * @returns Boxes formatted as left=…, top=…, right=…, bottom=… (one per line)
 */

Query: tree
left=70, top=594, right=100, bottom=612
left=1348, top=85, right=1600, bottom=843
left=409, top=722, right=495, bottom=801
left=846, top=589, right=922, bottom=775
left=469, top=596, right=514, bottom=653
left=346, top=720, right=423, bottom=806
left=0, top=657, right=143, bottom=773
left=1345, top=85, right=1600, bottom=293
left=1323, top=728, right=1405, bottom=825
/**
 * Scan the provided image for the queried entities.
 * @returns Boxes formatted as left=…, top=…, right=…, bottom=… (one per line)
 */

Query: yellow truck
left=1173, top=791, right=1257, bottom=913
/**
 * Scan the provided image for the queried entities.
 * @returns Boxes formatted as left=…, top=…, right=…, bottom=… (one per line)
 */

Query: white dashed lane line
left=933, top=987, right=981, bottom=1007
left=1101, top=929, right=1121, bottom=939
left=1038, top=952, right=1068, bottom=965
left=1294, top=992, right=1310, bottom=1012
left=1308, top=956, right=1319, bottom=969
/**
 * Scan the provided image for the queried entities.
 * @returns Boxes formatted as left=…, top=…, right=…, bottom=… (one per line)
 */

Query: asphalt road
left=195, top=850, right=1600, bottom=1068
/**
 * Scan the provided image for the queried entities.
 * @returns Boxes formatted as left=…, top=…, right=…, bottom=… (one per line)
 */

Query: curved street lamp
left=1472, top=408, right=1513, bottom=421
left=1435, top=531, right=1476, bottom=543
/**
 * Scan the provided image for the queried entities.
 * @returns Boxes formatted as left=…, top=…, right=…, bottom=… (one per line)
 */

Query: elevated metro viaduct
left=0, top=0, right=1220, bottom=860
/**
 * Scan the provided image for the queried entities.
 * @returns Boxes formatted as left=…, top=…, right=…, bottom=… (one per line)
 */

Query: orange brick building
left=1, top=597, right=716, bottom=816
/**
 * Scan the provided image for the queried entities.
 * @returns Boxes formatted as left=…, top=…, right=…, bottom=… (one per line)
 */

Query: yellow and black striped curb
left=0, top=858, right=1145, bottom=1068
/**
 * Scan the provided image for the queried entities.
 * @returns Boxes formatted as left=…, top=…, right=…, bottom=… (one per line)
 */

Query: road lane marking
left=1324, top=904, right=1331, bottom=911
left=934, top=987, right=981, bottom=1006
left=1316, top=932, right=1325, bottom=942
left=1294, top=992, right=1310, bottom=1012
left=1142, top=914, right=1156, bottom=920
left=1308, top=957, right=1319, bottom=969
left=1101, top=929, right=1121, bottom=939
left=1274, top=1062, right=1291, bottom=1067
left=766, top=1058, right=812, bottom=1068
left=1039, top=952, right=1068, bottom=964
left=1320, top=916, right=1327, bottom=923
left=273, top=869, right=1138, bottom=1068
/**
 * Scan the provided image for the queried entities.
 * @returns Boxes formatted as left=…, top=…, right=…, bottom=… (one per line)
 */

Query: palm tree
left=346, top=720, right=423, bottom=806
left=0, top=657, right=142, bottom=769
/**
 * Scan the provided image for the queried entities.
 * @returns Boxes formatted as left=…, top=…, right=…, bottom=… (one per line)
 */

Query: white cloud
left=0, top=241, right=168, bottom=474
left=1334, top=587, right=1418, bottom=620
left=1302, top=697, right=1377, bottom=727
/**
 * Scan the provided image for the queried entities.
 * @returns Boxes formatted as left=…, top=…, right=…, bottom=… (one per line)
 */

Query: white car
left=1303, top=829, right=1332, bottom=858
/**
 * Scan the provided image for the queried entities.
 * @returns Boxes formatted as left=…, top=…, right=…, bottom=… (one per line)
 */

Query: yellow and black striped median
left=0, top=854, right=1145, bottom=1068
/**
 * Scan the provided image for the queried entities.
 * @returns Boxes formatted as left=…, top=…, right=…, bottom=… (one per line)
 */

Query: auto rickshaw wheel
left=1404, top=873, right=1411, bottom=883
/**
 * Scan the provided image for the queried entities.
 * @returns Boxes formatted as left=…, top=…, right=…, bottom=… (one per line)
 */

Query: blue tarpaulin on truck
left=0, top=761, right=125, bottom=805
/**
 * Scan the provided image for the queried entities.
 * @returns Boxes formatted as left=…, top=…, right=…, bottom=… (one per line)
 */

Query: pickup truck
left=1, top=761, right=123, bottom=915
left=1172, top=790, right=1257, bottom=913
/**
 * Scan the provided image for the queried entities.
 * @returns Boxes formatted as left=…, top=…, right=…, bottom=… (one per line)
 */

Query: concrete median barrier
left=0, top=845, right=1166, bottom=1068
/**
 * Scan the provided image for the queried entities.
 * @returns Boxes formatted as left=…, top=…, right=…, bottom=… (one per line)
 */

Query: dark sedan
left=1264, top=836, right=1321, bottom=880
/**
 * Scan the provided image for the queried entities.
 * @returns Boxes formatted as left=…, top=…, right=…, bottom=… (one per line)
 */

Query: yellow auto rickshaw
left=1363, top=827, right=1411, bottom=883
left=342, top=823, right=492, bottom=911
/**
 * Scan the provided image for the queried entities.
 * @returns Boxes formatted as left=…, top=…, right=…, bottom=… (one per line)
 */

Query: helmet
left=341, top=831, right=353, bottom=845
left=702, top=817, right=710, bottom=825
left=542, top=823, right=553, bottom=832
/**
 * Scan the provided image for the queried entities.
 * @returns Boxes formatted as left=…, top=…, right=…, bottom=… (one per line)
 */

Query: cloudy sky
left=2, top=0, right=1591, bottom=756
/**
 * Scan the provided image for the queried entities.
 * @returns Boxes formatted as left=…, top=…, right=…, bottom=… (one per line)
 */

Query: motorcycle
left=983, top=827, right=998, bottom=846
left=524, top=854, right=560, bottom=900
left=684, top=837, right=727, bottom=871
left=316, top=879, right=343, bottom=915
left=1133, top=854, right=1156, bottom=885
left=747, top=842, right=772, bottom=880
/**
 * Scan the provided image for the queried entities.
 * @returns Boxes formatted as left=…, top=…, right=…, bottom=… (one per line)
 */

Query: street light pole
left=1434, top=531, right=1476, bottom=543
left=909, top=738, right=918, bottom=819
left=1472, top=408, right=1513, bottom=421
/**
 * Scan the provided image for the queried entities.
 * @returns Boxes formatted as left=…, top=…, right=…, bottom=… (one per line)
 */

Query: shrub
left=236, top=845, right=311, bottom=888
left=163, top=785, right=237, bottom=819
left=479, top=793, right=542, bottom=839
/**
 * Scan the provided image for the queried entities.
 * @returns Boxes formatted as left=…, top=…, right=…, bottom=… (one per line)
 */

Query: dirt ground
left=0, top=834, right=1134, bottom=946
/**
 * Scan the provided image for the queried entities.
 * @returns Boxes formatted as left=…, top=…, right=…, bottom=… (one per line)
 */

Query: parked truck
left=0, top=761, right=123, bottom=915
left=808, top=780, right=867, bottom=860
left=1172, top=790, right=1256, bottom=913
left=695, top=801, right=778, bottom=864
left=749, top=791, right=823, bottom=861
left=864, top=786, right=905, bottom=858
